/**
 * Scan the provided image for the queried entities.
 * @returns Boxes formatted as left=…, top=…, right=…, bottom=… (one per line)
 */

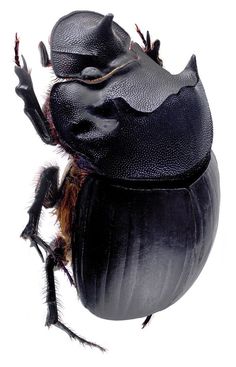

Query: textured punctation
left=15, top=11, right=220, bottom=352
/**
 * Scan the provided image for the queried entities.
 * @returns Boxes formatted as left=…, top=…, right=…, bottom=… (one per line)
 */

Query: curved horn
left=181, top=54, right=199, bottom=80
left=97, top=13, right=114, bottom=35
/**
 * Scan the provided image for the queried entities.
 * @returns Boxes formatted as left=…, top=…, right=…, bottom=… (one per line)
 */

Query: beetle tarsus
left=45, top=254, right=106, bottom=352
left=32, top=234, right=56, bottom=258
left=30, top=237, right=44, bottom=262
left=146, top=30, right=151, bottom=50
left=146, top=39, right=163, bottom=66
left=135, top=24, right=147, bottom=47
left=135, top=24, right=163, bottom=66
left=21, top=225, right=47, bottom=262
left=141, top=314, right=152, bottom=329
left=14, top=33, right=21, bottom=67
left=56, top=321, right=106, bottom=352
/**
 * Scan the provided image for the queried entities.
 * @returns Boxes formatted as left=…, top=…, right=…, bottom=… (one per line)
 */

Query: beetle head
left=50, top=11, right=131, bottom=78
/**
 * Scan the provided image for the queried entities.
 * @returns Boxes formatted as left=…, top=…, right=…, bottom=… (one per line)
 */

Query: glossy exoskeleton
left=15, top=11, right=220, bottom=351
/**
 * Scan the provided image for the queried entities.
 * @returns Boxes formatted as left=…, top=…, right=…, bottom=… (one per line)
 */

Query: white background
left=1, top=0, right=236, bottom=366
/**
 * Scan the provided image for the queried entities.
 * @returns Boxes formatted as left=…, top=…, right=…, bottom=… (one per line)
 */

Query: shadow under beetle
left=14, top=10, right=220, bottom=351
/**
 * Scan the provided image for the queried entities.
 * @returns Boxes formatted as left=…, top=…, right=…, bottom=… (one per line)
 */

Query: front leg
left=14, top=34, right=56, bottom=145
left=21, top=166, right=59, bottom=261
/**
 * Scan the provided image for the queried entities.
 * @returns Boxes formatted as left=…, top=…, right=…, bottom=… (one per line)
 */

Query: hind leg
left=45, top=247, right=106, bottom=352
left=142, top=314, right=152, bottom=329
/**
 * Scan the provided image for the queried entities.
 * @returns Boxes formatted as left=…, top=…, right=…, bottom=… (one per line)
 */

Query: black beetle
left=15, top=10, right=220, bottom=352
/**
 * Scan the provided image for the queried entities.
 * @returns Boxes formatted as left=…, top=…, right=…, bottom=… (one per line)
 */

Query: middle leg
left=21, top=166, right=60, bottom=261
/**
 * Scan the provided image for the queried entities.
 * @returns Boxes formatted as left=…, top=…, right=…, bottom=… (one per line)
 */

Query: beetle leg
left=45, top=253, right=106, bottom=352
left=14, top=36, right=56, bottom=145
left=135, top=24, right=147, bottom=47
left=21, top=166, right=75, bottom=284
left=135, top=25, right=163, bottom=66
left=141, top=314, right=152, bottom=329
left=50, top=236, right=75, bottom=286
left=21, top=166, right=60, bottom=261
left=14, top=33, right=21, bottom=67
left=146, top=39, right=163, bottom=67
left=38, top=41, right=51, bottom=67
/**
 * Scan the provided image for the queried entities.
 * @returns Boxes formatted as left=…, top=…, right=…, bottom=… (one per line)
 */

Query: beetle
left=14, top=10, right=220, bottom=352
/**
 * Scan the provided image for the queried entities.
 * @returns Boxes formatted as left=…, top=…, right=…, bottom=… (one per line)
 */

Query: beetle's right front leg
left=21, top=166, right=59, bottom=262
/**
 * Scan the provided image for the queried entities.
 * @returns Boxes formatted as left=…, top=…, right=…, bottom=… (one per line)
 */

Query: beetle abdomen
left=72, top=153, right=219, bottom=320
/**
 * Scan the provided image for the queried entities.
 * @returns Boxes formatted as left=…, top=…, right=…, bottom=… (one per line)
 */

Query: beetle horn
left=180, top=54, right=199, bottom=80
left=97, top=13, right=114, bottom=35
left=95, top=13, right=121, bottom=45
left=91, top=13, right=128, bottom=55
